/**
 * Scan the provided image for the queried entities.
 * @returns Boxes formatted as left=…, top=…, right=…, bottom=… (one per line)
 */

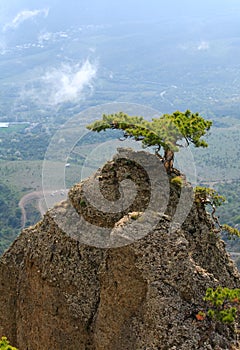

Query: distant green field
left=192, top=124, right=240, bottom=184
left=0, top=123, right=29, bottom=134
left=1, top=122, right=238, bottom=190
left=0, top=160, right=43, bottom=193
left=0, top=160, right=86, bottom=194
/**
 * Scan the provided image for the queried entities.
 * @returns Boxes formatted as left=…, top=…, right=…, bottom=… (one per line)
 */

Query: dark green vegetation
left=215, top=181, right=240, bottom=228
left=87, top=110, right=212, bottom=172
left=194, top=123, right=240, bottom=183
left=0, top=182, right=21, bottom=255
left=0, top=123, right=51, bottom=161
left=194, top=185, right=240, bottom=264
left=210, top=181, right=240, bottom=265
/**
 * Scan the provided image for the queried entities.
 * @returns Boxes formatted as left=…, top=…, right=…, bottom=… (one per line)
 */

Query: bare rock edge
left=0, top=149, right=240, bottom=350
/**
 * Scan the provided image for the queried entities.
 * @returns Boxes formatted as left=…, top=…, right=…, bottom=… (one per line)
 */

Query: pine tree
left=87, top=110, right=212, bottom=172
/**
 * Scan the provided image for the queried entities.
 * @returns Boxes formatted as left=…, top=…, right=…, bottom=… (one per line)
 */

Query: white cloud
left=20, top=60, right=97, bottom=107
left=43, top=60, right=97, bottom=105
left=178, top=40, right=210, bottom=52
left=197, top=41, right=209, bottom=51
left=38, top=31, right=69, bottom=45
left=3, top=8, right=49, bottom=31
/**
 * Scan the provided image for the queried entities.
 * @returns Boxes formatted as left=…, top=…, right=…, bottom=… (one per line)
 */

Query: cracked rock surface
left=0, top=149, right=239, bottom=349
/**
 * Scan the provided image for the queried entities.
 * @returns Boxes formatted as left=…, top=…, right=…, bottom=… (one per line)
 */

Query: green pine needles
left=0, top=337, right=18, bottom=350
left=194, top=186, right=240, bottom=240
left=87, top=110, right=212, bottom=172
left=223, top=224, right=240, bottom=239
left=197, top=287, right=240, bottom=324
left=194, top=186, right=226, bottom=208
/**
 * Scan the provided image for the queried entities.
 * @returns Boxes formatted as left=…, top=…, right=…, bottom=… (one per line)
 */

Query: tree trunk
left=164, top=149, right=174, bottom=173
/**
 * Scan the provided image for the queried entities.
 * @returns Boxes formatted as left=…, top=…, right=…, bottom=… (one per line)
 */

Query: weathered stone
left=0, top=149, right=239, bottom=349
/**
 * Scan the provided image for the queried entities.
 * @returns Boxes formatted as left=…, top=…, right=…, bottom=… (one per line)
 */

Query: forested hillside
left=0, top=182, right=21, bottom=254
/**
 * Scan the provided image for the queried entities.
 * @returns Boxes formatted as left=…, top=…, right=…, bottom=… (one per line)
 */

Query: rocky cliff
left=0, top=149, right=240, bottom=350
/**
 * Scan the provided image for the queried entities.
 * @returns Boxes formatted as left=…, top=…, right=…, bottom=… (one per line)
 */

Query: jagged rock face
left=0, top=149, right=240, bottom=350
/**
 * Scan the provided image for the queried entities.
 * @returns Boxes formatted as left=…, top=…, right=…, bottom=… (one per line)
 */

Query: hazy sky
left=1, top=0, right=240, bottom=27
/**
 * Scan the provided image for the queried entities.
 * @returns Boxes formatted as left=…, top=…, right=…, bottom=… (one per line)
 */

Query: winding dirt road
left=19, top=190, right=68, bottom=228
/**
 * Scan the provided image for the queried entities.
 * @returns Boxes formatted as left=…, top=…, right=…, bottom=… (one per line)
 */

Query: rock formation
left=0, top=148, right=240, bottom=350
